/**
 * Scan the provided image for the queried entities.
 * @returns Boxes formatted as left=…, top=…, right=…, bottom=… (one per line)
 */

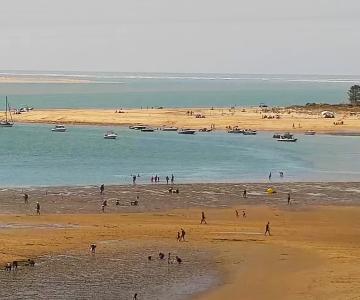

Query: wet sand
left=1, top=182, right=360, bottom=299
left=12, top=107, right=360, bottom=133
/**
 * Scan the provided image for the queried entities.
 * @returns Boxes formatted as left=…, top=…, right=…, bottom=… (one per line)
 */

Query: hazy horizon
left=1, top=0, right=359, bottom=75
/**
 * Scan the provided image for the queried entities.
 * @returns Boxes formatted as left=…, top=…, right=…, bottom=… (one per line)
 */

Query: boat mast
left=5, top=96, right=8, bottom=122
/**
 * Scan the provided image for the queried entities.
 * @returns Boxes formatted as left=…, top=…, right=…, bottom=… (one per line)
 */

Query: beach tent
left=321, top=111, right=335, bottom=118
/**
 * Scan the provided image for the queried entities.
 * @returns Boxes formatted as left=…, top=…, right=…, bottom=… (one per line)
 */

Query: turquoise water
left=0, top=72, right=359, bottom=108
left=1, top=124, right=360, bottom=187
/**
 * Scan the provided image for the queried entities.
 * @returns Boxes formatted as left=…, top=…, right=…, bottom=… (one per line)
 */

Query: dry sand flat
left=1, top=183, right=360, bottom=299
left=12, top=107, right=360, bottom=133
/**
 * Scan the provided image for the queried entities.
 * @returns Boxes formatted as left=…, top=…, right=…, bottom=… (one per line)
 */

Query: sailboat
left=0, top=96, right=14, bottom=127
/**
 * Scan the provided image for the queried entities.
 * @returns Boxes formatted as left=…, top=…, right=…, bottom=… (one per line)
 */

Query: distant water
left=0, top=71, right=359, bottom=109
left=1, top=124, right=360, bottom=187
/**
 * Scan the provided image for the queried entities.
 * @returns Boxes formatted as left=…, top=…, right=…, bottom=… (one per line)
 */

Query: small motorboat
left=304, top=130, right=316, bottom=135
left=199, top=128, right=213, bottom=132
left=141, top=127, right=155, bottom=132
left=104, top=131, right=117, bottom=139
left=243, top=129, right=257, bottom=135
left=162, top=127, right=178, bottom=132
left=277, top=132, right=297, bottom=142
left=51, top=125, right=66, bottom=132
left=178, top=128, right=196, bottom=134
left=227, top=128, right=243, bottom=134
left=130, top=125, right=147, bottom=130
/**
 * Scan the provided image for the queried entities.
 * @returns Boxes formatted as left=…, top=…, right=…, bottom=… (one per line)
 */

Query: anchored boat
left=0, top=96, right=14, bottom=127
left=277, top=132, right=297, bottom=142
left=51, top=125, right=67, bottom=132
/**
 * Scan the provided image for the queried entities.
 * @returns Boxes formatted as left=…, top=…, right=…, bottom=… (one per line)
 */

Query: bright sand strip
left=12, top=107, right=360, bottom=133
left=1, top=203, right=360, bottom=299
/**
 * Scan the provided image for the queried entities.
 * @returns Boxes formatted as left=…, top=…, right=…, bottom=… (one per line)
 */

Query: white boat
left=104, top=131, right=117, bottom=139
left=0, top=96, right=14, bottom=127
left=178, top=128, right=196, bottom=135
left=243, top=129, right=257, bottom=135
left=51, top=125, right=66, bottom=132
left=277, top=132, right=297, bottom=142
left=227, top=128, right=243, bottom=134
left=304, top=130, right=316, bottom=135
left=162, top=127, right=178, bottom=132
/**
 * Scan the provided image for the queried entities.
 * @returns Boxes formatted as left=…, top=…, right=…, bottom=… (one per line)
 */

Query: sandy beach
left=11, top=106, right=360, bottom=134
left=1, top=182, right=360, bottom=299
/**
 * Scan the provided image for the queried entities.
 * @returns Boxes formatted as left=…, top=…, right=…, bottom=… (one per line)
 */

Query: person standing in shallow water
left=171, top=174, right=174, bottom=184
left=166, top=176, right=169, bottom=184
left=268, top=172, right=272, bottom=181
left=24, top=193, right=29, bottom=204
left=36, top=202, right=40, bottom=215
left=100, top=184, right=104, bottom=194
left=287, top=193, right=291, bottom=205
left=243, top=189, right=247, bottom=198
left=265, top=222, right=271, bottom=236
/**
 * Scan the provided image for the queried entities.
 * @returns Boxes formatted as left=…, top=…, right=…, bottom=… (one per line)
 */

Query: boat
left=51, top=125, right=67, bottom=132
left=304, top=130, right=316, bottom=135
left=178, top=129, right=196, bottom=135
left=277, top=132, right=297, bottom=142
left=104, top=131, right=117, bottom=139
left=227, top=128, right=243, bottom=134
left=243, top=129, right=257, bottom=135
left=199, top=128, right=213, bottom=132
left=129, top=124, right=147, bottom=130
left=141, top=127, right=155, bottom=132
left=162, top=127, right=178, bottom=132
left=273, top=134, right=281, bottom=139
left=0, top=96, right=14, bottom=127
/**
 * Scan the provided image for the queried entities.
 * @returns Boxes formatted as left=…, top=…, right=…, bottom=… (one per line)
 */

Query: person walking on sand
left=200, top=211, right=207, bottom=224
left=100, top=184, right=104, bottom=194
left=287, top=193, right=291, bottom=205
left=166, top=176, right=169, bottom=184
left=242, top=210, right=246, bottom=218
left=36, top=202, right=40, bottom=215
left=177, top=231, right=181, bottom=241
left=265, top=222, right=271, bottom=236
left=133, top=293, right=138, bottom=300
left=101, top=204, right=105, bottom=213
left=235, top=210, right=239, bottom=218
left=180, top=228, right=186, bottom=241
left=243, top=189, right=247, bottom=198
left=24, top=193, right=29, bottom=204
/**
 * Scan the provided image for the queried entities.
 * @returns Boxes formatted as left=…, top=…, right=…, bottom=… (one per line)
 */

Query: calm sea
left=0, top=71, right=359, bottom=109
left=1, top=124, right=360, bottom=187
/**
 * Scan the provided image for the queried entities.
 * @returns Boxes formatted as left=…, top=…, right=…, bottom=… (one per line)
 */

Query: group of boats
left=129, top=124, right=197, bottom=134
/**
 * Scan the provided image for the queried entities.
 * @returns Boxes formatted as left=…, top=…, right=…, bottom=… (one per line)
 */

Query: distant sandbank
left=9, top=106, right=360, bottom=133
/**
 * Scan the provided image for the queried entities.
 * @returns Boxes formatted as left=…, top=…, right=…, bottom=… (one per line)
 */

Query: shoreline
left=9, top=107, right=360, bottom=134
left=1, top=181, right=360, bottom=298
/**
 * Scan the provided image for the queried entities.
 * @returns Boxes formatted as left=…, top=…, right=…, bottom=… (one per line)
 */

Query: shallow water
left=1, top=72, right=358, bottom=109
left=1, top=124, right=360, bottom=187
left=0, top=241, right=218, bottom=300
